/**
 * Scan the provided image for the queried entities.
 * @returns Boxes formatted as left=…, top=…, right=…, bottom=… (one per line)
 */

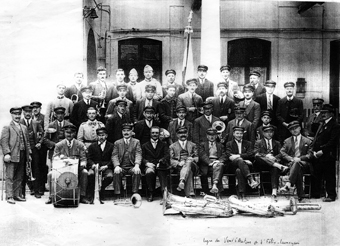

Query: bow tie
left=89, top=121, right=96, bottom=126
left=57, top=96, right=64, bottom=99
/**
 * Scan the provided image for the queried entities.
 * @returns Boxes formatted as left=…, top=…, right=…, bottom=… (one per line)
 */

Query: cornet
left=113, top=193, right=142, bottom=208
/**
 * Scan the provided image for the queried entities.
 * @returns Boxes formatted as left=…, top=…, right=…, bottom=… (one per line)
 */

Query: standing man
left=162, top=69, right=184, bottom=98
left=276, top=82, right=304, bottom=144
left=105, top=84, right=133, bottom=121
left=137, top=65, right=163, bottom=100
left=220, top=65, right=239, bottom=98
left=304, top=98, right=324, bottom=137
left=112, top=123, right=142, bottom=199
left=159, top=84, right=178, bottom=129
left=110, top=68, right=134, bottom=102
left=177, top=78, right=203, bottom=123
left=65, top=72, right=85, bottom=103
left=1, top=107, right=31, bottom=204
left=311, top=104, right=340, bottom=201
left=195, top=65, right=214, bottom=102
left=168, top=106, right=193, bottom=144
left=249, top=71, right=266, bottom=98
left=134, top=106, right=160, bottom=146
left=127, top=68, right=139, bottom=102
left=133, top=84, right=160, bottom=123
left=238, top=84, right=261, bottom=129
left=142, top=126, right=170, bottom=202
left=31, top=101, right=45, bottom=129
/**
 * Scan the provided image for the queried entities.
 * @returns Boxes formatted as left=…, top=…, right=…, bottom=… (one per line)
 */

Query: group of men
left=1, top=64, right=339, bottom=205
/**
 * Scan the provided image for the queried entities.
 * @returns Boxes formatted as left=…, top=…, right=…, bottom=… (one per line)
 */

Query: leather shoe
left=322, top=197, right=335, bottom=202
left=80, top=197, right=90, bottom=204
left=14, top=196, right=26, bottom=202
left=35, top=194, right=42, bottom=199
left=147, top=193, right=153, bottom=202
left=45, top=197, right=52, bottom=204
left=7, top=197, right=15, bottom=204
left=271, top=194, right=278, bottom=202
left=30, top=191, right=35, bottom=196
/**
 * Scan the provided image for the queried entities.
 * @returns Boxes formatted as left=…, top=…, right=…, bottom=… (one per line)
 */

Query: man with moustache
left=219, top=65, right=240, bottom=99
left=168, top=106, right=193, bottom=144
left=195, top=65, right=214, bottom=102
left=249, top=71, right=266, bottom=98
left=304, top=98, right=324, bottom=137
left=65, top=72, right=85, bottom=103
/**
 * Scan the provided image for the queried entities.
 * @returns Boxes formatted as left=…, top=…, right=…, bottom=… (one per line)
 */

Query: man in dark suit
left=311, top=104, right=340, bottom=202
left=209, top=82, right=235, bottom=125
left=219, top=65, right=240, bottom=99
left=134, top=106, right=160, bottom=146
left=0, top=107, right=31, bottom=204
left=133, top=84, right=160, bottom=123
left=70, top=86, right=98, bottom=129
left=159, top=84, right=177, bottom=129
left=162, top=69, right=184, bottom=98
left=169, top=126, right=198, bottom=198
left=304, top=98, right=324, bottom=137
left=168, top=106, right=193, bottom=144
left=249, top=71, right=266, bottom=98
left=142, top=126, right=170, bottom=202
left=195, top=65, right=214, bottom=102
left=225, top=126, right=259, bottom=201
left=276, top=82, right=304, bottom=144
left=109, top=68, right=135, bottom=102
left=177, top=78, right=203, bottom=123
left=105, top=84, right=133, bottom=121
left=65, top=72, right=85, bottom=103
left=255, top=80, right=280, bottom=126
left=193, top=101, right=220, bottom=146
left=31, top=101, right=45, bottom=129
left=87, top=127, right=114, bottom=204
left=256, top=111, right=279, bottom=141
left=254, top=125, right=287, bottom=201
left=238, top=84, right=261, bottom=129
left=198, top=128, right=226, bottom=197
left=279, top=121, right=312, bottom=202
left=112, top=123, right=142, bottom=198
left=20, top=105, right=44, bottom=199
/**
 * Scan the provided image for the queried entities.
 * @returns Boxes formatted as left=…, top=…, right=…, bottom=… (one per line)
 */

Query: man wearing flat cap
left=256, top=110, right=278, bottom=141
left=112, top=123, right=142, bottom=198
left=279, top=121, right=312, bottom=202
left=219, top=65, right=240, bottom=99
left=86, top=127, right=114, bottom=204
left=310, top=104, right=340, bottom=201
left=134, top=106, right=160, bottom=146
left=162, top=69, right=184, bottom=98
left=276, top=82, right=304, bottom=144
left=133, top=84, right=160, bottom=123
left=137, top=64, right=163, bottom=100
left=168, top=106, right=193, bottom=144
left=255, top=80, right=280, bottom=126
left=109, top=68, right=135, bottom=103
left=89, top=66, right=112, bottom=105
left=127, top=68, right=139, bottom=102
left=238, top=84, right=261, bottom=130
left=105, top=100, right=131, bottom=144
left=31, top=102, right=44, bottom=129
left=1, top=107, right=31, bottom=204
left=159, top=84, right=178, bottom=129
left=65, top=72, right=85, bottom=103
left=20, top=105, right=44, bottom=199
left=105, top=83, right=133, bottom=120
left=70, top=86, right=98, bottom=129
left=249, top=71, right=266, bottom=98
left=177, top=78, right=203, bottom=122
left=170, top=126, right=198, bottom=198
left=304, top=98, right=324, bottom=137
left=195, top=65, right=214, bottom=102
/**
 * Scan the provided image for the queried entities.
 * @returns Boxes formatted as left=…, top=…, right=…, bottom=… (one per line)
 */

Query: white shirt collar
left=204, top=115, right=211, bottom=122
left=179, top=140, right=187, bottom=147
left=287, top=96, right=294, bottom=101
left=117, top=111, right=123, bottom=118
left=315, top=111, right=321, bottom=116
left=294, top=134, right=302, bottom=142
left=325, top=117, right=332, bottom=124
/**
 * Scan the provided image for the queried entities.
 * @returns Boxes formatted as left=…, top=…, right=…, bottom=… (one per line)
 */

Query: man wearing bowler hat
left=249, top=71, right=266, bottom=98
left=304, top=98, right=324, bottom=137
left=219, top=65, right=240, bottom=99
left=1, top=107, right=31, bottom=204
left=168, top=106, right=193, bottom=144
left=195, top=65, right=214, bottom=102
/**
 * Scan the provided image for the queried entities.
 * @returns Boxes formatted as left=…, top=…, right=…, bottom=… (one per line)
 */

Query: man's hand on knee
left=114, top=166, right=122, bottom=174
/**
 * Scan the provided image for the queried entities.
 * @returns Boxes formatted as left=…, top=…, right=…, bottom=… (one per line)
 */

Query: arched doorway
left=87, top=28, right=97, bottom=83
left=330, top=40, right=340, bottom=109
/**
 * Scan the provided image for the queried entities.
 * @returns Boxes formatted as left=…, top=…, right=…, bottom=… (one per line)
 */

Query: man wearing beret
left=133, top=84, right=160, bottom=123
left=70, top=86, right=98, bottom=129
left=195, top=65, right=214, bottom=102
left=86, top=127, right=114, bottom=204
left=219, top=65, right=240, bottom=99
left=279, top=121, right=312, bottom=202
left=162, top=69, right=184, bottom=98
left=109, top=68, right=135, bottom=103
left=209, top=82, right=235, bottom=125
left=276, top=82, right=304, bottom=144
left=127, top=68, right=139, bottom=102
left=44, top=84, right=74, bottom=130
left=20, top=105, right=44, bottom=199
left=304, top=98, right=324, bottom=137
left=46, top=124, right=89, bottom=204
left=77, top=107, right=105, bottom=149
left=238, top=84, right=261, bottom=129
left=225, top=126, right=259, bottom=201
left=105, top=100, right=131, bottom=144
left=1, top=107, right=32, bottom=204
left=168, top=106, right=193, bottom=144
left=198, top=128, right=226, bottom=197
left=255, top=80, right=280, bottom=126
left=169, top=126, right=198, bottom=198
left=159, top=84, right=178, bottom=129
left=249, top=71, right=266, bottom=98
left=112, top=123, right=142, bottom=198
left=65, top=72, right=85, bottom=103
left=137, top=65, right=163, bottom=100
left=134, top=106, right=160, bottom=146
left=311, top=104, right=340, bottom=201
left=177, top=78, right=203, bottom=123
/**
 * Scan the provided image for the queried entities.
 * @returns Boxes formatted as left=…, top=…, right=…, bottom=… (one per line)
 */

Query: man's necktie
left=294, top=137, right=300, bottom=157
left=267, top=140, right=272, bottom=153
left=27, top=120, right=30, bottom=128
left=268, top=97, right=272, bottom=110
left=220, top=97, right=224, bottom=105
left=148, top=100, right=151, bottom=107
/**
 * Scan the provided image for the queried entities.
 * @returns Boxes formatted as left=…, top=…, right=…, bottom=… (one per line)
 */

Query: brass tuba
left=71, top=94, right=79, bottom=104
left=113, top=193, right=142, bottom=208
left=212, top=120, right=226, bottom=142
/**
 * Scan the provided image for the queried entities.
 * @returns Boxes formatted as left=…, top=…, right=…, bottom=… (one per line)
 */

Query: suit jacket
left=159, top=96, right=177, bottom=129
left=305, top=112, right=323, bottom=137
left=193, top=115, right=220, bottom=145
left=253, top=83, right=266, bottom=98
left=199, top=141, right=227, bottom=171
left=33, top=113, right=45, bottom=130
left=142, top=140, right=170, bottom=169
left=225, top=118, right=254, bottom=144
left=0, top=121, right=31, bottom=162
left=196, top=78, right=214, bottom=102
left=210, top=96, right=235, bottom=123
left=105, top=111, right=131, bottom=144
left=70, top=99, right=98, bottom=128
left=162, top=83, right=185, bottom=98
left=169, top=140, right=198, bottom=168
left=221, top=79, right=239, bottom=99
left=86, top=141, right=114, bottom=170
left=276, top=97, right=304, bottom=126
left=105, top=97, right=133, bottom=121
left=238, top=100, right=261, bottom=128
left=225, top=139, right=254, bottom=161
left=133, top=98, right=160, bottom=122
left=254, top=138, right=281, bottom=160
left=255, top=93, right=280, bottom=125
left=134, top=119, right=160, bottom=146
left=110, top=82, right=135, bottom=102
left=256, top=125, right=279, bottom=141
left=168, top=119, right=193, bottom=144
left=89, top=80, right=115, bottom=105
left=137, top=79, right=163, bottom=100
left=53, top=139, right=87, bottom=163
left=20, top=118, right=44, bottom=146
left=280, top=135, right=312, bottom=163
left=177, top=92, right=203, bottom=122
left=112, top=138, right=142, bottom=167
left=65, top=84, right=84, bottom=102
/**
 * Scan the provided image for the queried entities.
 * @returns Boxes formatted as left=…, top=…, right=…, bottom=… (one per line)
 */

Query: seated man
left=87, top=127, right=114, bottom=204
left=46, top=124, right=89, bottom=204
left=112, top=123, right=142, bottom=198
left=254, top=125, right=287, bottom=201
left=198, top=128, right=226, bottom=197
left=142, top=126, right=170, bottom=203
left=169, top=126, right=198, bottom=198
left=225, top=126, right=259, bottom=201
left=279, top=121, right=312, bottom=202
left=168, top=106, right=193, bottom=144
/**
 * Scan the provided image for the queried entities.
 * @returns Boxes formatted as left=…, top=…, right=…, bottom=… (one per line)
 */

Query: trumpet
left=71, top=94, right=79, bottom=104
left=113, top=193, right=142, bottom=208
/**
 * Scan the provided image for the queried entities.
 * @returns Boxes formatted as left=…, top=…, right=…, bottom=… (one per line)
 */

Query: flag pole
left=182, top=10, right=193, bottom=87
